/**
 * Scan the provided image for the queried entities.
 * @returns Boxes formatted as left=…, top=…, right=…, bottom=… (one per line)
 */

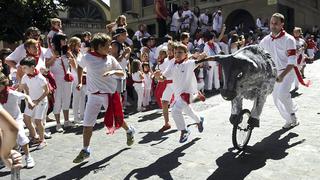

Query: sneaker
left=36, top=141, right=47, bottom=150
left=56, top=124, right=64, bottom=133
left=25, top=155, right=35, bottom=168
left=64, top=121, right=76, bottom=128
left=291, top=114, right=300, bottom=127
left=198, top=117, right=204, bottom=133
left=44, top=131, right=52, bottom=139
left=74, top=119, right=82, bottom=125
left=179, top=129, right=191, bottom=143
left=137, top=107, right=146, bottom=112
left=73, top=149, right=90, bottom=163
left=158, top=125, right=171, bottom=132
left=282, top=121, right=293, bottom=129
left=126, top=127, right=135, bottom=146
left=198, top=92, right=206, bottom=102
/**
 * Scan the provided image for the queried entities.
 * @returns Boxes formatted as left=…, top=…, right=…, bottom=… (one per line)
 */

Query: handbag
left=60, top=57, right=74, bottom=82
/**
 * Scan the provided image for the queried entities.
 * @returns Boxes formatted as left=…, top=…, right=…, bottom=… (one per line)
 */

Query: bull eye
left=237, top=72, right=243, bottom=79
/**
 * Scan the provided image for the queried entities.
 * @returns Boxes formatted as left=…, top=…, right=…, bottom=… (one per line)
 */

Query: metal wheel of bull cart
left=232, top=109, right=253, bottom=150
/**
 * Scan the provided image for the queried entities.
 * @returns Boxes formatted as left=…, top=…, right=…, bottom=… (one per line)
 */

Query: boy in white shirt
left=73, top=33, right=135, bottom=163
left=0, top=73, right=35, bottom=168
left=154, top=43, right=213, bottom=143
left=19, top=57, right=49, bottom=150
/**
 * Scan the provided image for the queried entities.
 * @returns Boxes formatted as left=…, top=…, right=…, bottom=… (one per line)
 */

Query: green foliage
left=0, top=0, right=86, bottom=43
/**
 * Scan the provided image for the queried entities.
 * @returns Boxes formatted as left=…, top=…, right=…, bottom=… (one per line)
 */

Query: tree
left=0, top=0, right=86, bottom=43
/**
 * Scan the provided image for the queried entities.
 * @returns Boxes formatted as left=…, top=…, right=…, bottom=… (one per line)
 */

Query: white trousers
left=53, top=80, right=72, bottom=114
left=272, top=71, right=297, bottom=122
left=72, top=83, right=87, bottom=121
left=205, top=61, right=220, bottom=90
left=134, top=84, right=144, bottom=109
left=83, top=94, right=109, bottom=127
left=171, top=96, right=200, bottom=131
left=143, top=88, right=151, bottom=106
left=17, top=117, right=29, bottom=146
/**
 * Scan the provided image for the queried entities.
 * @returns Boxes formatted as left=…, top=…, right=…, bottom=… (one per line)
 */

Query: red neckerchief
left=26, top=43, right=41, bottom=65
left=27, top=69, right=39, bottom=78
left=0, top=86, right=10, bottom=104
left=271, top=30, right=285, bottom=41
left=51, top=27, right=60, bottom=32
left=89, top=51, right=107, bottom=59
left=208, top=42, right=215, bottom=50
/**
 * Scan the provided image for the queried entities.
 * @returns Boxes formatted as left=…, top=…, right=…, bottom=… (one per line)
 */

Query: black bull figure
left=213, top=45, right=277, bottom=127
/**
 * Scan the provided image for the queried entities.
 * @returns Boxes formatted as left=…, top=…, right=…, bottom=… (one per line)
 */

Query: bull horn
left=212, top=54, right=232, bottom=63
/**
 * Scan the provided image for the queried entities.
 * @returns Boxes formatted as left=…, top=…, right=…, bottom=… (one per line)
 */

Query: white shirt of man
left=78, top=53, right=122, bottom=94
left=6, top=44, right=47, bottom=70
left=158, top=57, right=174, bottom=81
left=21, top=73, right=48, bottom=100
left=212, top=13, right=223, bottom=33
left=2, top=90, right=25, bottom=120
left=259, top=31, right=297, bottom=70
left=170, top=11, right=181, bottom=32
left=181, top=10, right=193, bottom=29
left=163, top=59, right=198, bottom=97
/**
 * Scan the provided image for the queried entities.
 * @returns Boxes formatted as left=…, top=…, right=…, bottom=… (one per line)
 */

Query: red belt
left=133, top=81, right=143, bottom=83
left=180, top=93, right=190, bottom=104
left=165, top=80, right=173, bottom=84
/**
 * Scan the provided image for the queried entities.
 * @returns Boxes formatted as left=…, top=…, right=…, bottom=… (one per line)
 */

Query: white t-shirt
left=181, top=10, right=193, bottom=28
left=45, top=52, right=70, bottom=81
left=5, top=44, right=47, bottom=70
left=78, top=53, right=122, bottom=94
left=259, top=32, right=297, bottom=70
left=47, top=29, right=62, bottom=48
left=132, top=71, right=144, bottom=88
left=170, top=11, right=181, bottom=32
left=71, top=52, right=84, bottom=84
left=199, top=13, right=209, bottom=26
left=212, top=13, right=223, bottom=33
left=158, top=57, right=174, bottom=81
left=21, top=73, right=48, bottom=100
left=143, top=72, right=152, bottom=90
left=2, top=90, right=25, bottom=120
left=163, top=59, right=198, bottom=97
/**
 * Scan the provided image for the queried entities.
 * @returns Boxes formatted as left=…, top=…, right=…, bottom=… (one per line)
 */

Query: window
left=122, top=0, right=132, bottom=13
left=143, top=0, right=154, bottom=7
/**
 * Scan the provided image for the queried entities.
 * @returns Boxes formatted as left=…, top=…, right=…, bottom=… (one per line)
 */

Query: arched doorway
left=225, top=9, right=255, bottom=33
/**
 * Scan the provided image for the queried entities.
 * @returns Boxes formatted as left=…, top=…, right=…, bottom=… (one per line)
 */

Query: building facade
left=110, top=0, right=320, bottom=37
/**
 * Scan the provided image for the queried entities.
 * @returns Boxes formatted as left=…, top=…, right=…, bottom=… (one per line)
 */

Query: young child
left=45, top=33, right=75, bottom=132
left=131, top=59, right=145, bottom=112
left=80, top=31, right=92, bottom=53
left=0, top=73, right=36, bottom=168
left=155, top=46, right=175, bottom=132
left=69, top=37, right=86, bottom=124
left=154, top=43, right=211, bottom=143
left=47, top=18, right=63, bottom=49
left=73, top=33, right=135, bottom=163
left=19, top=57, right=49, bottom=150
left=142, top=62, right=152, bottom=108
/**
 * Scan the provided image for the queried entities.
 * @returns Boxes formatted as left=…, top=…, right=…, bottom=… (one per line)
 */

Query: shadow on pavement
left=138, top=112, right=163, bottom=122
left=207, top=128, right=305, bottom=180
left=124, top=138, right=201, bottom=180
left=62, top=121, right=105, bottom=135
left=138, top=129, right=178, bottom=146
left=47, top=148, right=130, bottom=180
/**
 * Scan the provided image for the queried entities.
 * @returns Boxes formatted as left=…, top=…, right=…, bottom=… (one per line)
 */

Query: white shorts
left=162, top=83, right=174, bottom=102
left=24, top=99, right=48, bottom=120
left=83, top=94, right=109, bottom=127
left=16, top=117, right=29, bottom=146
